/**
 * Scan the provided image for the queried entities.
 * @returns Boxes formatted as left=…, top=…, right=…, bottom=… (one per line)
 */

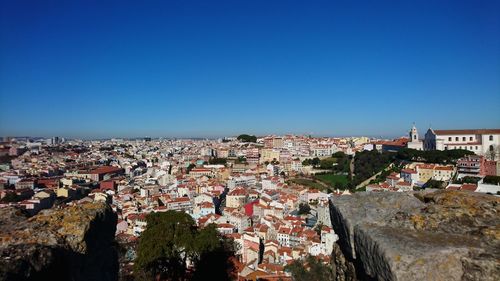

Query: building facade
left=424, top=129, right=500, bottom=157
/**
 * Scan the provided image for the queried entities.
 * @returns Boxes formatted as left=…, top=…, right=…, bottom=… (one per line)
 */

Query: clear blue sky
left=1, top=0, right=499, bottom=139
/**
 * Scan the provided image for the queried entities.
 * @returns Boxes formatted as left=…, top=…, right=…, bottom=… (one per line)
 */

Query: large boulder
left=0, top=202, right=118, bottom=281
left=329, top=190, right=500, bottom=281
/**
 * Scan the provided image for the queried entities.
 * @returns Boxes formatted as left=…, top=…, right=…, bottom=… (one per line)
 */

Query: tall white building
left=424, top=129, right=500, bottom=157
left=407, top=124, right=423, bottom=150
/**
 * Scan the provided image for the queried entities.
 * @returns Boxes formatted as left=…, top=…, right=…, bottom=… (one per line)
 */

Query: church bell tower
left=410, top=123, right=418, bottom=142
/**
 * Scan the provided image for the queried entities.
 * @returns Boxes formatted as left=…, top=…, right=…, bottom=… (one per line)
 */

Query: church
left=405, top=123, right=500, bottom=158
left=423, top=128, right=500, bottom=157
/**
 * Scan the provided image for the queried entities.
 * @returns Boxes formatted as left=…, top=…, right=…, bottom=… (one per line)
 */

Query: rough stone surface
left=0, top=202, right=118, bottom=281
left=331, top=242, right=357, bottom=281
left=329, top=190, right=500, bottom=281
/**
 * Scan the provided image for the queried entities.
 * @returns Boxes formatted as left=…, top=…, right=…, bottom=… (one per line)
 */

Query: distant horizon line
left=2, top=134, right=405, bottom=141
left=4, top=127, right=500, bottom=141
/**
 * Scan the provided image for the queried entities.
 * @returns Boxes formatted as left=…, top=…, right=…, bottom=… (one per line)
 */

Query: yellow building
left=260, top=149, right=280, bottom=163
left=226, top=188, right=248, bottom=208
left=433, top=166, right=455, bottom=181
left=416, top=164, right=435, bottom=183
left=57, top=187, right=77, bottom=198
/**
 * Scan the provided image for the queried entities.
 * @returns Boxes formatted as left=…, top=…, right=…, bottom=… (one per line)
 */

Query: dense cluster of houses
left=1, top=135, right=358, bottom=279
left=1, top=130, right=498, bottom=279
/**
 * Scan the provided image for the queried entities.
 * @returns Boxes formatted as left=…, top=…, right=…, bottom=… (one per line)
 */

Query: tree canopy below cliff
left=285, top=255, right=335, bottom=281
left=134, top=211, right=236, bottom=281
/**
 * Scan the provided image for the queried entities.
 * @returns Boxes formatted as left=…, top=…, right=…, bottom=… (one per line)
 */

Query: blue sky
left=1, top=0, right=499, bottom=138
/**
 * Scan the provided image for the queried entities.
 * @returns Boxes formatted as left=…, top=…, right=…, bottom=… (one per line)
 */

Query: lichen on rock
left=329, top=190, right=500, bottom=281
left=0, top=202, right=118, bottom=281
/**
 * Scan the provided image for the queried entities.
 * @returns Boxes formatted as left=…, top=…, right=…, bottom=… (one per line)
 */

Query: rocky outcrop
left=329, top=190, right=500, bottom=281
left=0, top=202, right=118, bottom=281
left=330, top=242, right=357, bottom=281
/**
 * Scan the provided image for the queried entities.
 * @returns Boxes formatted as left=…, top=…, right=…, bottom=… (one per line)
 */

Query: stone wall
left=329, top=190, right=500, bottom=281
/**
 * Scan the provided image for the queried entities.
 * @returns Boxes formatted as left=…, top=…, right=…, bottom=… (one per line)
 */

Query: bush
left=483, top=175, right=500, bottom=185
left=454, top=176, right=481, bottom=184
left=423, top=179, right=446, bottom=189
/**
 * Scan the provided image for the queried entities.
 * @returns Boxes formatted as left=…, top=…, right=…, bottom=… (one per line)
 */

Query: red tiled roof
left=434, top=166, right=454, bottom=171
left=90, top=166, right=122, bottom=175
left=401, top=169, right=417, bottom=174
left=217, top=223, right=235, bottom=228
left=396, top=181, right=411, bottom=186
left=460, top=184, right=477, bottom=191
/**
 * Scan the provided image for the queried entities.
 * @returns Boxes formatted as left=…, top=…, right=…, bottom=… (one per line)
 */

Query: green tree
left=423, top=179, right=445, bottom=189
left=319, top=158, right=336, bottom=169
left=0, top=192, right=20, bottom=203
left=236, top=134, right=257, bottom=143
left=454, top=176, right=481, bottom=184
left=352, top=150, right=395, bottom=185
left=298, top=203, right=311, bottom=215
left=483, top=175, right=500, bottom=185
left=191, top=224, right=237, bottom=281
left=236, top=156, right=247, bottom=164
left=135, top=213, right=237, bottom=281
left=396, top=148, right=474, bottom=164
left=186, top=163, right=196, bottom=174
left=285, top=255, right=335, bottom=281
left=134, top=211, right=197, bottom=280
left=332, top=151, right=346, bottom=158
left=209, top=158, right=227, bottom=165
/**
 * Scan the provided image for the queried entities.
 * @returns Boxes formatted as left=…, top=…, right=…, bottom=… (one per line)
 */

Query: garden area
left=288, top=178, right=328, bottom=191
left=315, top=173, right=349, bottom=188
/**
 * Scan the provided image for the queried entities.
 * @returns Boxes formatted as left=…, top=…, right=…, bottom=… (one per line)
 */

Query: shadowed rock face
left=0, top=202, right=118, bottom=281
left=329, top=190, right=500, bottom=281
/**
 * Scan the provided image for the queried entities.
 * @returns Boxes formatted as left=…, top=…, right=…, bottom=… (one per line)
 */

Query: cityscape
left=1, top=126, right=499, bottom=280
left=1, top=1, right=499, bottom=281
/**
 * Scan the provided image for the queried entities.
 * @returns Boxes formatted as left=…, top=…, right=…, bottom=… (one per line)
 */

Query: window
left=455, top=137, right=459, bottom=141
left=448, top=137, right=452, bottom=141
left=490, top=135, right=494, bottom=141
left=470, top=137, right=473, bottom=141
left=462, top=137, right=466, bottom=141
left=490, top=145, right=494, bottom=151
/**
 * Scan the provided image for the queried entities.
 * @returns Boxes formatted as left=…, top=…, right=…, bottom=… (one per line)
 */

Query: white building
left=227, top=175, right=256, bottom=189
left=312, top=145, right=337, bottom=157
left=321, top=227, right=339, bottom=255
left=424, top=129, right=500, bottom=157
